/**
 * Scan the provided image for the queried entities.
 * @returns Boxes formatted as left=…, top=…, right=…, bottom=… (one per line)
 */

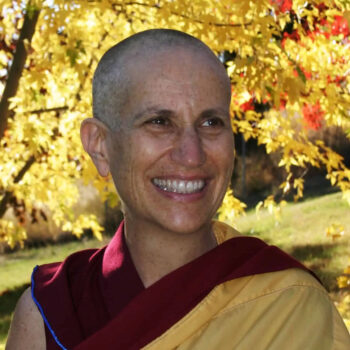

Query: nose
left=170, top=127, right=206, bottom=167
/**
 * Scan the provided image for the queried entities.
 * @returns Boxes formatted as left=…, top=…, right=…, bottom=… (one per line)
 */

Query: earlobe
left=80, top=118, right=110, bottom=177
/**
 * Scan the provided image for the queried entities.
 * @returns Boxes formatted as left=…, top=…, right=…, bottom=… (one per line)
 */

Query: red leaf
left=240, top=98, right=254, bottom=112
left=302, top=103, right=324, bottom=130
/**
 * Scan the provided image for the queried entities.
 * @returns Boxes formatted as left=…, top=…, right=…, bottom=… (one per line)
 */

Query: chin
left=160, top=215, right=212, bottom=235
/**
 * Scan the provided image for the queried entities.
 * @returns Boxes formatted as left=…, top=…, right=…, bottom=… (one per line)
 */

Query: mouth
left=152, top=178, right=206, bottom=194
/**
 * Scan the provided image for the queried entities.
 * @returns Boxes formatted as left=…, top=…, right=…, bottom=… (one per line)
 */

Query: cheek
left=133, top=132, right=173, bottom=162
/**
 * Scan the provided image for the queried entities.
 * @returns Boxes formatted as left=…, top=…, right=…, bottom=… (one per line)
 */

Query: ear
left=80, top=118, right=110, bottom=177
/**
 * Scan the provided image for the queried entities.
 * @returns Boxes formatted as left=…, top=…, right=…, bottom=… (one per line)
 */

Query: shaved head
left=92, top=29, right=230, bottom=129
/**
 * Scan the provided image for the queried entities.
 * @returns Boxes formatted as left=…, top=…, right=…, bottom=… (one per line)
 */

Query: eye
left=146, top=117, right=169, bottom=126
left=202, top=117, right=225, bottom=127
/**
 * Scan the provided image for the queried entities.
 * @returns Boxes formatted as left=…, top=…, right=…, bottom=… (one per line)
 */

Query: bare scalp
left=93, top=29, right=231, bottom=130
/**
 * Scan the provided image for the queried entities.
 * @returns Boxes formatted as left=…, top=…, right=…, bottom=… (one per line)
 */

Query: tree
left=0, top=0, right=349, bottom=285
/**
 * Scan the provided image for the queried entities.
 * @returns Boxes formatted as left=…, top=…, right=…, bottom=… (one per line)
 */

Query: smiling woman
left=93, top=46, right=234, bottom=243
left=6, top=29, right=350, bottom=350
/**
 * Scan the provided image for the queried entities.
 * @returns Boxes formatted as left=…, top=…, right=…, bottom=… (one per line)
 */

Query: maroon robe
left=31, top=222, right=314, bottom=350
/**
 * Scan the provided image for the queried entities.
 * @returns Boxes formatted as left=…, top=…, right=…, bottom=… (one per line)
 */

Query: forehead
left=121, top=47, right=230, bottom=118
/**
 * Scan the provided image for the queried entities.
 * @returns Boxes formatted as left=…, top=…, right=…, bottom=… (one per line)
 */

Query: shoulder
left=219, top=269, right=350, bottom=349
left=270, top=268, right=350, bottom=348
left=221, top=267, right=328, bottom=310
left=6, top=287, right=45, bottom=350
left=222, top=268, right=333, bottom=320
left=255, top=265, right=323, bottom=289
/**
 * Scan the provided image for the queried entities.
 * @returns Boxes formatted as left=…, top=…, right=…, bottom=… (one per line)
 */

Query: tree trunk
left=241, top=134, right=246, bottom=199
left=0, top=5, right=40, bottom=138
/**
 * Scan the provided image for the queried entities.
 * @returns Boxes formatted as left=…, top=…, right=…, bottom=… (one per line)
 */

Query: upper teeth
left=152, top=178, right=205, bottom=194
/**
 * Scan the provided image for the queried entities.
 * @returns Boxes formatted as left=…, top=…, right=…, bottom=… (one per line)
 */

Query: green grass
left=233, top=191, right=350, bottom=291
left=0, top=191, right=349, bottom=347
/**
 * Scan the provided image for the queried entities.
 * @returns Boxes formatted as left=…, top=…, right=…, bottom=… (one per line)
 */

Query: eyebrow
left=132, top=106, right=174, bottom=122
left=199, top=108, right=230, bottom=120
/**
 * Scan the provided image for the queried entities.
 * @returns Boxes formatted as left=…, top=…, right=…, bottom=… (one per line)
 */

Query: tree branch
left=0, top=3, right=40, bottom=139
left=25, top=106, right=68, bottom=114
left=0, top=155, right=36, bottom=217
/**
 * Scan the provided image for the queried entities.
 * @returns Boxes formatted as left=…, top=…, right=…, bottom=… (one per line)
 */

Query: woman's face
left=105, top=48, right=234, bottom=235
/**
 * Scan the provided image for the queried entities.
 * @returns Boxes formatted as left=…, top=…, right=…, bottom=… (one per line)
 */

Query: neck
left=124, top=218, right=217, bottom=288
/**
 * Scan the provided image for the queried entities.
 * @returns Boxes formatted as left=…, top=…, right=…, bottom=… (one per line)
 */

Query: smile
left=152, top=178, right=205, bottom=194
